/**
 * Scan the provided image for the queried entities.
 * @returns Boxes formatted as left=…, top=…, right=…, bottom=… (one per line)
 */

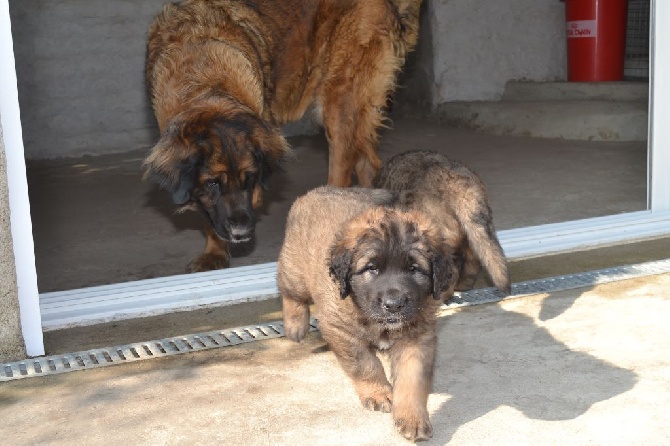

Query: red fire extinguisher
left=564, top=0, right=629, bottom=82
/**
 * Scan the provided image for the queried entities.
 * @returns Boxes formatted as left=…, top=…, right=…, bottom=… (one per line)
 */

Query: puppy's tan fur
left=278, top=186, right=456, bottom=442
left=373, top=150, right=511, bottom=294
left=144, top=0, right=423, bottom=272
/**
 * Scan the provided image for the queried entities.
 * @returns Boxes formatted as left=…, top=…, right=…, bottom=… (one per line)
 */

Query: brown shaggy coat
left=278, top=186, right=456, bottom=441
left=373, top=150, right=511, bottom=294
left=143, top=0, right=422, bottom=272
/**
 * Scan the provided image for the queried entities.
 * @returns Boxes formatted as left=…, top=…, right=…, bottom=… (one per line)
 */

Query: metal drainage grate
left=447, top=258, right=670, bottom=309
left=3, top=258, right=670, bottom=382
left=1, top=320, right=318, bottom=382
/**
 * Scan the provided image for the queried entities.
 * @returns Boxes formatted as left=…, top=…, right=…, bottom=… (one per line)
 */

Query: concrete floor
left=26, top=118, right=647, bottom=293
left=3, top=274, right=670, bottom=444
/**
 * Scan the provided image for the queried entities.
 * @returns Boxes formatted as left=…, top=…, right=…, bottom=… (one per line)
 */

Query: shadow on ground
left=428, top=296, right=638, bottom=443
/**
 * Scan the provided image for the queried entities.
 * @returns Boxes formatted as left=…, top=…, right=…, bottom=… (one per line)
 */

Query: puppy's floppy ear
left=143, top=124, right=202, bottom=205
left=431, top=249, right=457, bottom=301
left=328, top=240, right=353, bottom=300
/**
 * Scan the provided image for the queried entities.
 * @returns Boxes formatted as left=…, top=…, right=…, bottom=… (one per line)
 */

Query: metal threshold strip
left=4, top=258, right=670, bottom=382
left=38, top=211, right=670, bottom=332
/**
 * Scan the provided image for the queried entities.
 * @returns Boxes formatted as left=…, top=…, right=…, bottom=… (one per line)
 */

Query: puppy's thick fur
left=373, top=150, right=511, bottom=294
left=143, top=0, right=423, bottom=272
left=278, top=186, right=456, bottom=442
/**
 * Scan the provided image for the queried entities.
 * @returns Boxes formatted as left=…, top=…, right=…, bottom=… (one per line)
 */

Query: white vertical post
left=0, top=0, right=44, bottom=356
left=649, top=0, right=670, bottom=212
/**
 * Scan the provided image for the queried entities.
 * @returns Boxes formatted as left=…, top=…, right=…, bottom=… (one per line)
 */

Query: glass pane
left=9, top=0, right=649, bottom=294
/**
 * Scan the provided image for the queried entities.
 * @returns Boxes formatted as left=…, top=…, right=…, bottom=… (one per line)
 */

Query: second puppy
left=373, top=150, right=511, bottom=294
left=278, top=186, right=456, bottom=442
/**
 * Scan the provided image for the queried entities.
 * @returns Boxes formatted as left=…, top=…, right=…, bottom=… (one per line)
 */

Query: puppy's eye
left=364, top=263, right=379, bottom=275
left=409, top=263, right=427, bottom=275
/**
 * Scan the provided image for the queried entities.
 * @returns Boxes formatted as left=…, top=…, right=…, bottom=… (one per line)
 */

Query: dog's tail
left=451, top=195, right=511, bottom=295
left=389, top=0, right=423, bottom=51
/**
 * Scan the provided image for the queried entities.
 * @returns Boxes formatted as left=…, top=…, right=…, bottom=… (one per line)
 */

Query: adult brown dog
left=278, top=186, right=456, bottom=442
left=143, top=0, right=423, bottom=272
left=373, top=150, right=511, bottom=295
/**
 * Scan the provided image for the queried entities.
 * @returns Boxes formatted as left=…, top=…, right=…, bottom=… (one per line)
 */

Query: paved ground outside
left=2, top=273, right=669, bottom=445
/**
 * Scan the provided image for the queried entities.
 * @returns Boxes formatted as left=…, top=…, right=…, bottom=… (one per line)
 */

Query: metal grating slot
left=0, top=319, right=316, bottom=382
left=444, top=258, right=670, bottom=310
left=3, top=258, right=670, bottom=382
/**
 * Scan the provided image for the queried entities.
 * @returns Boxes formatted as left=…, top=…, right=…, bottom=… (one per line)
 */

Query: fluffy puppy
left=278, top=186, right=456, bottom=442
left=373, top=150, right=511, bottom=294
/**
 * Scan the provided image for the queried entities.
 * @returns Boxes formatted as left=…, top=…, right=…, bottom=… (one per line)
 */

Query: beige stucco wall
left=0, top=114, right=26, bottom=362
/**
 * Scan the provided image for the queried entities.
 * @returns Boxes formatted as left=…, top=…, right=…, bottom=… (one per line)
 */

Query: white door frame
left=2, top=0, right=669, bottom=356
left=648, top=0, right=670, bottom=212
left=1, top=0, right=43, bottom=356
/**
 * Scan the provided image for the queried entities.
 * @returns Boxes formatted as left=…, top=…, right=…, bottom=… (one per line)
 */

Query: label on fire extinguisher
left=566, top=20, right=597, bottom=38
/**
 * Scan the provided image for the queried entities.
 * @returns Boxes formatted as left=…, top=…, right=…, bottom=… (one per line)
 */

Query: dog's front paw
left=283, top=310, right=309, bottom=343
left=187, top=253, right=230, bottom=272
left=281, top=295, right=310, bottom=342
left=358, top=385, right=393, bottom=413
left=393, top=412, right=433, bottom=442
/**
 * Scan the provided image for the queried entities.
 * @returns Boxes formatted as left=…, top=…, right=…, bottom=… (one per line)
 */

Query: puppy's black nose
left=382, top=295, right=405, bottom=313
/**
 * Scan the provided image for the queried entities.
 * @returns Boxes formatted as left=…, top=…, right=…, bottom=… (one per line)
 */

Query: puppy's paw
left=282, top=297, right=310, bottom=343
left=358, top=386, right=393, bottom=413
left=187, top=253, right=230, bottom=272
left=393, top=413, right=433, bottom=442
left=283, top=316, right=310, bottom=343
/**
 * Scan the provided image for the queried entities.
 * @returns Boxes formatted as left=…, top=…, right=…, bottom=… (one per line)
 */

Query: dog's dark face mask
left=349, top=244, right=433, bottom=329
left=191, top=165, right=259, bottom=244
left=144, top=112, right=287, bottom=243
left=329, top=213, right=455, bottom=329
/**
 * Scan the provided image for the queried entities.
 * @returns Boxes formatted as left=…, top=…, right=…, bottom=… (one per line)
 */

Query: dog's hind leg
left=187, top=225, right=230, bottom=273
left=323, top=120, right=357, bottom=187
left=321, top=36, right=399, bottom=186
left=454, top=245, right=482, bottom=291
left=322, top=94, right=385, bottom=187
left=354, top=156, right=381, bottom=188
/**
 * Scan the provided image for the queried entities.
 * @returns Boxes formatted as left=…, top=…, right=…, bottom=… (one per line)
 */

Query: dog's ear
left=328, top=241, right=353, bottom=300
left=431, top=249, right=457, bottom=301
left=252, top=146, right=281, bottom=191
left=249, top=120, right=291, bottom=190
left=169, top=156, right=199, bottom=205
left=143, top=124, right=202, bottom=205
